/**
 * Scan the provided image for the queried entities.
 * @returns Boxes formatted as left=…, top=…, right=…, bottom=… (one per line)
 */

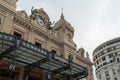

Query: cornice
left=62, top=42, right=76, bottom=51
left=0, top=0, right=16, bottom=14
left=14, top=15, right=63, bottom=46
left=65, top=25, right=74, bottom=32
left=54, top=24, right=74, bottom=33
left=76, top=54, right=93, bottom=65
left=14, top=16, right=31, bottom=30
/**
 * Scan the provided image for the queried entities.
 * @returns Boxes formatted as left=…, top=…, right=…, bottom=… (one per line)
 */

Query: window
left=110, top=60, right=113, bottom=63
left=109, top=54, right=113, bottom=58
left=112, top=47, right=116, bottom=50
left=118, top=65, right=120, bottom=72
left=112, top=69, right=116, bottom=74
left=96, top=61, right=99, bottom=65
left=117, top=58, right=120, bottom=63
left=99, top=74, right=101, bottom=79
left=107, top=48, right=112, bottom=52
left=115, top=53, right=117, bottom=55
left=35, top=42, right=41, bottom=48
left=14, top=31, right=22, bottom=39
left=51, top=50, right=56, bottom=54
left=114, top=78, right=117, bottom=80
left=102, top=57, right=106, bottom=61
left=106, top=77, right=110, bottom=80
left=105, top=71, right=109, bottom=77
left=101, top=51, right=104, bottom=55
left=103, top=62, right=107, bottom=65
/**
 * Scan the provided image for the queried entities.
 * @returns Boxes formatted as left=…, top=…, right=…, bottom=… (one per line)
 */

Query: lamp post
left=9, top=45, right=17, bottom=75
left=9, top=59, right=16, bottom=75
left=47, top=71, right=52, bottom=80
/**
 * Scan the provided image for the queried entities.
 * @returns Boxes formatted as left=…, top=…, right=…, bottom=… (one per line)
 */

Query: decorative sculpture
left=68, top=54, right=73, bottom=63
left=30, top=7, right=37, bottom=20
left=46, top=20, right=53, bottom=30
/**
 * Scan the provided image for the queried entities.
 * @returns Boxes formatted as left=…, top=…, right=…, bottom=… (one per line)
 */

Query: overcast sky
left=17, top=0, right=120, bottom=79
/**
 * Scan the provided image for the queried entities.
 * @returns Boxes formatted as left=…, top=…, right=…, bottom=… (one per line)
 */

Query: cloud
left=16, top=5, right=23, bottom=11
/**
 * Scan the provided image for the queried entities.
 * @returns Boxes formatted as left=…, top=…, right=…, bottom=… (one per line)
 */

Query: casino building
left=0, top=0, right=94, bottom=80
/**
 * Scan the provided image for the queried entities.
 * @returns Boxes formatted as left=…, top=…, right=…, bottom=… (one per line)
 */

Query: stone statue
left=30, top=7, right=37, bottom=20
left=68, top=54, right=73, bottom=63
left=46, top=20, right=52, bottom=30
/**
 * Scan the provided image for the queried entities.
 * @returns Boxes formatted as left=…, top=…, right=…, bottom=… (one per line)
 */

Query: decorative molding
left=76, top=55, right=93, bottom=65
left=0, top=7, right=14, bottom=19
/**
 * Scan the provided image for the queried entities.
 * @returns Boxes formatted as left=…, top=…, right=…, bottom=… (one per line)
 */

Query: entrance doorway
left=0, top=62, right=20, bottom=80
left=28, top=76, right=41, bottom=80
left=52, top=76, right=60, bottom=80
left=0, top=69, right=18, bottom=80
left=28, top=71, right=43, bottom=80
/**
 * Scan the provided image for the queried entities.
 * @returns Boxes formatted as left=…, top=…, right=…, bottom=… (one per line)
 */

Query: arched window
left=14, top=31, right=22, bottom=39
left=35, top=42, right=41, bottom=48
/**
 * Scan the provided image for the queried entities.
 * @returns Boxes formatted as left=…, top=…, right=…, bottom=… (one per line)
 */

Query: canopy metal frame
left=0, top=32, right=88, bottom=80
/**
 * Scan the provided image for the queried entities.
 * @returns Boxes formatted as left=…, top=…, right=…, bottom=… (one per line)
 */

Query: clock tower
left=54, top=13, right=75, bottom=45
left=53, top=13, right=76, bottom=59
left=30, top=8, right=50, bottom=27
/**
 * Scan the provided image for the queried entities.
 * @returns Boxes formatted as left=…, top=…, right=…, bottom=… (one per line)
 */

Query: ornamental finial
left=61, top=8, right=64, bottom=19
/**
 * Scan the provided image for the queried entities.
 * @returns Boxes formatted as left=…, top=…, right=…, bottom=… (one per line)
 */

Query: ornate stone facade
left=0, top=0, right=94, bottom=80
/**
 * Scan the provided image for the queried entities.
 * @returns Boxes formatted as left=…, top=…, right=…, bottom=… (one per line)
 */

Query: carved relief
left=17, top=10, right=28, bottom=19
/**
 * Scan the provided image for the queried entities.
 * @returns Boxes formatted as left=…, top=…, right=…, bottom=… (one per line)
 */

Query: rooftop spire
left=61, top=8, right=64, bottom=19
left=61, top=8, right=63, bottom=14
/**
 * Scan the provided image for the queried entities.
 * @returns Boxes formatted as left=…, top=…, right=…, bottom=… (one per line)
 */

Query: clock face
left=37, top=18, right=44, bottom=26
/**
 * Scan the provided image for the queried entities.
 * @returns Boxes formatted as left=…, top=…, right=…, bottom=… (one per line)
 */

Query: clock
left=37, top=18, right=45, bottom=26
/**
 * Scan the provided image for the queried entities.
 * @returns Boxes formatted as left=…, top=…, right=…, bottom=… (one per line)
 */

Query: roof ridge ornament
left=30, top=6, right=37, bottom=20
left=61, top=8, right=64, bottom=20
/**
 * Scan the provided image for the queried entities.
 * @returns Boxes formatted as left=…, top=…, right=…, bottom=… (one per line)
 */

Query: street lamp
left=47, top=71, right=52, bottom=80
left=9, top=59, right=16, bottom=75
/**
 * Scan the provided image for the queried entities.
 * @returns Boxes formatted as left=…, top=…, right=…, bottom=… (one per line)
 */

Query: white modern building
left=93, top=37, right=120, bottom=80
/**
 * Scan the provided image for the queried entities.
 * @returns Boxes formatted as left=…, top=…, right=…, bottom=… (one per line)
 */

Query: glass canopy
left=0, top=32, right=88, bottom=80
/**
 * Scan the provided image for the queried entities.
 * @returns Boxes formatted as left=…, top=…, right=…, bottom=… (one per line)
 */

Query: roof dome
left=54, top=13, right=74, bottom=32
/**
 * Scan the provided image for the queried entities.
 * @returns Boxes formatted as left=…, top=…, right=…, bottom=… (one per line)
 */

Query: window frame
left=13, top=29, right=24, bottom=39
left=35, top=41, right=42, bottom=48
left=14, top=31, right=22, bottom=39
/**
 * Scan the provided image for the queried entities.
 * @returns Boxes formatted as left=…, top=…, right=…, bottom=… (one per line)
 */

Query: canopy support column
left=23, top=57, right=49, bottom=80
